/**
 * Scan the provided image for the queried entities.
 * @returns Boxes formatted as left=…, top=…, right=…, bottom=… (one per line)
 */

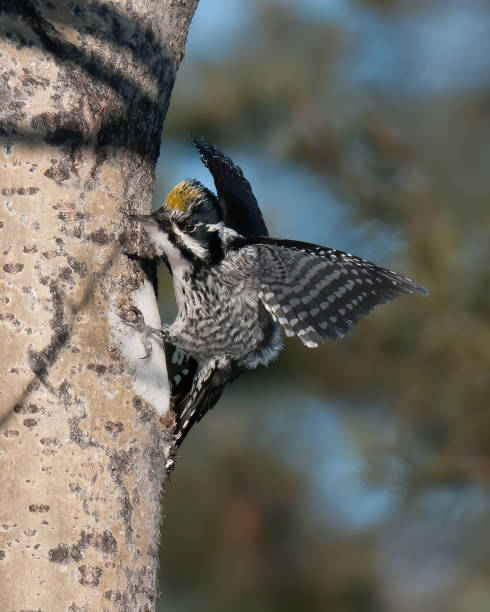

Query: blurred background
left=155, top=1, right=490, bottom=610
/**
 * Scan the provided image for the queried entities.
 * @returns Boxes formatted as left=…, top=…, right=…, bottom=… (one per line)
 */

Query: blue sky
left=185, top=0, right=490, bottom=95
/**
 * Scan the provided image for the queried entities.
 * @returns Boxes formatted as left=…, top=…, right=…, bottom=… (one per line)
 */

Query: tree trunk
left=0, top=1, right=197, bottom=609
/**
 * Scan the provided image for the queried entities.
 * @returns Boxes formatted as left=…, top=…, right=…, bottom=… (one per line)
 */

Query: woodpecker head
left=161, top=179, right=222, bottom=225
left=131, top=179, right=225, bottom=265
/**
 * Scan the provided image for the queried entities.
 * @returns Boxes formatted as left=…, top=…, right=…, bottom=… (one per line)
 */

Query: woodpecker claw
left=121, top=305, right=166, bottom=359
left=140, top=335, right=153, bottom=359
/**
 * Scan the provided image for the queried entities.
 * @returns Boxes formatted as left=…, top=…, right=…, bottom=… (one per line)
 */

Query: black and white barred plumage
left=160, top=138, right=272, bottom=431
left=131, top=140, right=428, bottom=445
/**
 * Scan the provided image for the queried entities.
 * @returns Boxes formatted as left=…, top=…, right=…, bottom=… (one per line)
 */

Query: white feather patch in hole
left=108, top=278, right=169, bottom=416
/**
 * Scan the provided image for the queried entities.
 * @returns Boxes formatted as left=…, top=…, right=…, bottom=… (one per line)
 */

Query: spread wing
left=228, top=237, right=429, bottom=348
left=192, top=136, right=268, bottom=237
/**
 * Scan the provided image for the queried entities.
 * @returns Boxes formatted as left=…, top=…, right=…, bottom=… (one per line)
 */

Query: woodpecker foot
left=122, top=305, right=167, bottom=359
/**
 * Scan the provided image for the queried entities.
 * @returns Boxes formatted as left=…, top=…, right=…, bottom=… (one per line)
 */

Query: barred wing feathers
left=234, top=237, right=428, bottom=348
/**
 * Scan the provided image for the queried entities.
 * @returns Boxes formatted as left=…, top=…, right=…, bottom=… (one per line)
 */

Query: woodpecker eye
left=182, top=222, right=196, bottom=233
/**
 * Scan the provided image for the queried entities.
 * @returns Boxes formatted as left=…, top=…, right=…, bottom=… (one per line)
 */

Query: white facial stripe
left=222, top=226, right=241, bottom=246
left=205, top=222, right=224, bottom=236
left=142, top=223, right=173, bottom=257
left=172, top=225, right=208, bottom=260
left=141, top=223, right=191, bottom=287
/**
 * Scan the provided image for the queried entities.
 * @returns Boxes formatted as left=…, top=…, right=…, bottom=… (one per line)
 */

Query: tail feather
left=173, top=361, right=225, bottom=446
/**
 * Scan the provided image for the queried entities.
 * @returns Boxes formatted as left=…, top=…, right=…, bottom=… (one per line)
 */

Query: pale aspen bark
left=0, top=1, right=198, bottom=609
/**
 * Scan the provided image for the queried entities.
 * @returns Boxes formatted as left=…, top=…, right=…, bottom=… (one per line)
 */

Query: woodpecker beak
left=128, top=214, right=158, bottom=224
left=128, top=213, right=172, bottom=233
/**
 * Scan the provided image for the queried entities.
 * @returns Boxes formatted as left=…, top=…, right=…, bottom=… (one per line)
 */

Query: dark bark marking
left=86, top=228, right=113, bottom=244
left=44, top=159, right=71, bottom=184
left=49, top=529, right=118, bottom=566
left=28, top=504, right=49, bottom=513
left=104, top=589, right=129, bottom=608
left=58, top=266, right=73, bottom=281
left=41, top=250, right=59, bottom=259
left=132, top=396, right=155, bottom=423
left=67, top=603, right=86, bottom=612
left=67, top=256, right=88, bottom=278
left=39, top=436, right=60, bottom=455
left=48, top=543, right=70, bottom=563
left=67, top=416, right=100, bottom=448
left=22, top=418, right=38, bottom=428
left=78, top=565, right=103, bottom=587
left=87, top=363, right=107, bottom=376
left=2, top=263, right=24, bottom=273
left=0, top=312, right=21, bottom=327
left=23, top=528, right=37, bottom=537
left=80, top=528, right=118, bottom=557
left=119, top=487, right=134, bottom=545
left=0, top=187, right=39, bottom=196
left=14, top=402, right=40, bottom=415
left=108, top=447, right=140, bottom=486
left=104, top=421, right=123, bottom=436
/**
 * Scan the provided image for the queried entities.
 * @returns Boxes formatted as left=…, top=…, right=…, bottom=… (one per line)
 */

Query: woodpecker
left=131, top=139, right=428, bottom=446
left=159, top=138, right=272, bottom=416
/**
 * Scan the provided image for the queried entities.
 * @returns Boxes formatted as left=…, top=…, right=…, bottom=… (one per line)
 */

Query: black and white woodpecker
left=130, top=138, right=428, bottom=446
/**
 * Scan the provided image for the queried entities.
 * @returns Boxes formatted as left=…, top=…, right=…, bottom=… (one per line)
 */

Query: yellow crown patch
left=165, top=180, right=205, bottom=212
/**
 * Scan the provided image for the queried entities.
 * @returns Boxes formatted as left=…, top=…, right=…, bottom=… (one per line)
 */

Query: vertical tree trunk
left=0, top=1, right=197, bottom=609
